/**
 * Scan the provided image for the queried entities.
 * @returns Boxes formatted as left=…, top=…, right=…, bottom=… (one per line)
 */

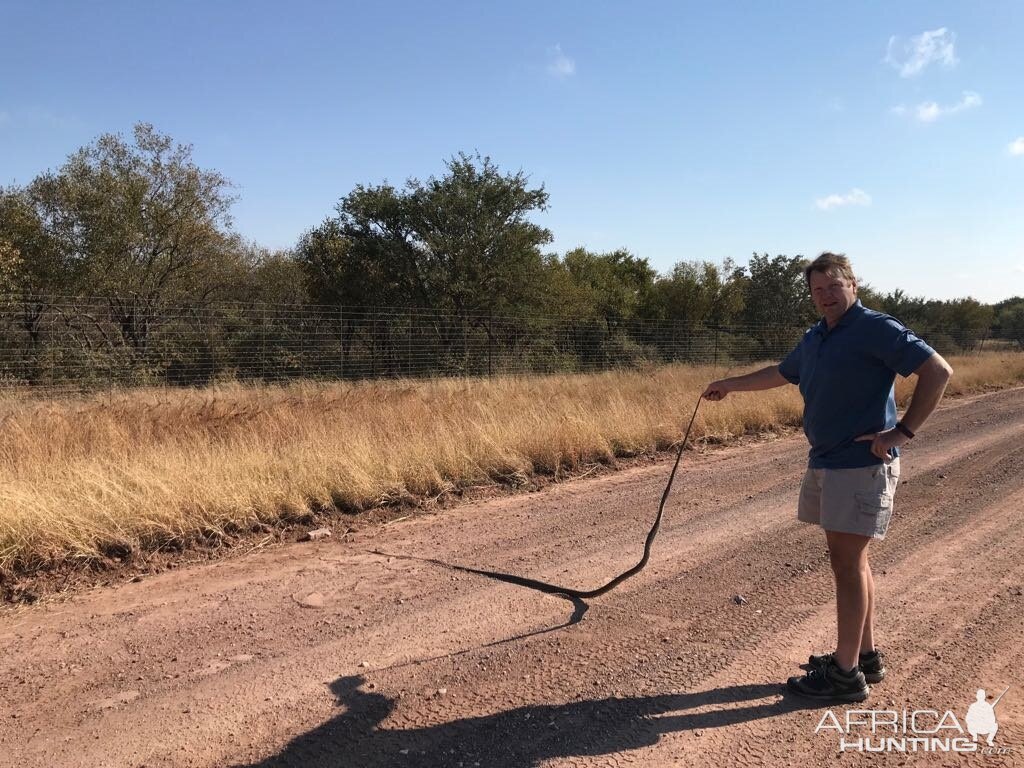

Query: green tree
left=535, top=248, right=657, bottom=368
left=738, top=253, right=815, bottom=360
left=741, top=253, right=815, bottom=327
left=238, top=244, right=312, bottom=306
left=550, top=247, right=657, bottom=324
left=645, top=259, right=746, bottom=328
left=853, top=281, right=883, bottom=311
left=308, top=152, right=552, bottom=316
left=297, top=153, right=553, bottom=374
left=0, top=186, right=80, bottom=296
left=296, top=219, right=380, bottom=307
left=0, top=186, right=83, bottom=352
left=874, top=288, right=928, bottom=326
left=937, top=298, right=994, bottom=350
left=22, top=123, right=246, bottom=357
left=995, top=298, right=1024, bottom=349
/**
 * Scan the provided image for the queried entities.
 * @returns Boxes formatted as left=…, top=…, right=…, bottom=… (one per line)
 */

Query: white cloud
left=892, top=91, right=982, bottom=123
left=1009, top=137, right=1024, bottom=156
left=915, top=102, right=942, bottom=122
left=885, top=28, right=958, bottom=77
left=815, top=188, right=872, bottom=211
left=914, top=91, right=982, bottom=122
left=547, top=44, right=575, bottom=78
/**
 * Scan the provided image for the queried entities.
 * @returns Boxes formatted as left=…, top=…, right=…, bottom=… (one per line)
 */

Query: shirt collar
left=814, top=299, right=865, bottom=335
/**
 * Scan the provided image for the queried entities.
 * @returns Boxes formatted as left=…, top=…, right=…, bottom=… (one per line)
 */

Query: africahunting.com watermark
left=815, top=687, right=1013, bottom=754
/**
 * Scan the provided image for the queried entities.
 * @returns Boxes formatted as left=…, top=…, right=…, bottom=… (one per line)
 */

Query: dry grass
left=1, top=352, right=1022, bottom=578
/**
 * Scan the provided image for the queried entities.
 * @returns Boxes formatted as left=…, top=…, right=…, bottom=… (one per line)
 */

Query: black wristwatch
left=895, top=421, right=915, bottom=440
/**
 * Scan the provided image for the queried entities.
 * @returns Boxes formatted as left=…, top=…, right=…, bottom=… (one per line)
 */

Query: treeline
left=1, top=124, right=1022, bottom=387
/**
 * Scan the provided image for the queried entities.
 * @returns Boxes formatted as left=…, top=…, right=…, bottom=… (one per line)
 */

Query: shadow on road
left=236, top=674, right=821, bottom=767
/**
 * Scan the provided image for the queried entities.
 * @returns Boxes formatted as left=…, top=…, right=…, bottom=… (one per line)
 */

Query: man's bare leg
left=826, top=529, right=873, bottom=672
left=861, top=561, right=875, bottom=654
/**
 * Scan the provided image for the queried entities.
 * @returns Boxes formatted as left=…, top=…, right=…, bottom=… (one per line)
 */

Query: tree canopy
left=297, top=152, right=552, bottom=316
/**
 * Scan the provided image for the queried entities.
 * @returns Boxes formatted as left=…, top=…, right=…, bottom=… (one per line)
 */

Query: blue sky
left=2, top=1, right=1022, bottom=302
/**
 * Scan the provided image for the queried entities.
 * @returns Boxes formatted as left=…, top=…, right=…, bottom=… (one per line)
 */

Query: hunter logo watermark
left=966, top=688, right=1003, bottom=746
left=815, top=686, right=1012, bottom=754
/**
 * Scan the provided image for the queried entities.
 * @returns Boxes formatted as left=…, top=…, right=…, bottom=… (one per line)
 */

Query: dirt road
left=3, top=388, right=1024, bottom=767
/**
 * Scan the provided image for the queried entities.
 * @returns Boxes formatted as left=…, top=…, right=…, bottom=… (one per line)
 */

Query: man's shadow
left=236, top=674, right=822, bottom=767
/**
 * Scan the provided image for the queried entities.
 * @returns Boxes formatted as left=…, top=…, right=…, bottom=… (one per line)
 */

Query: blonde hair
left=804, top=252, right=856, bottom=286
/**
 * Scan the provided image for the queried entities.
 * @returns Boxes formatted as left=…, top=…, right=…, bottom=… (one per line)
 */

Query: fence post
left=339, top=304, right=344, bottom=381
left=512, top=320, right=519, bottom=375
left=488, top=314, right=493, bottom=377
left=713, top=325, right=720, bottom=367
left=260, top=306, right=267, bottom=381
left=372, top=313, right=378, bottom=379
left=206, top=306, right=217, bottom=385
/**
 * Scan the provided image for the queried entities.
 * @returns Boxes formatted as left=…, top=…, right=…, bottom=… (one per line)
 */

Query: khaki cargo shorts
left=797, top=458, right=901, bottom=539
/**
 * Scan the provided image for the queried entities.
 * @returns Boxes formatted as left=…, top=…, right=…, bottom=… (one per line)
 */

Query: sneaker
left=808, top=649, right=886, bottom=684
left=787, top=658, right=870, bottom=702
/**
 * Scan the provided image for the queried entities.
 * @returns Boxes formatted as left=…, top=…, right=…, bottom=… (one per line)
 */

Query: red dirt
left=2, top=388, right=1023, bottom=767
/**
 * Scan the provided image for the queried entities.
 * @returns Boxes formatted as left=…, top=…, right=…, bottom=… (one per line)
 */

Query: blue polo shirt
left=778, top=300, right=935, bottom=469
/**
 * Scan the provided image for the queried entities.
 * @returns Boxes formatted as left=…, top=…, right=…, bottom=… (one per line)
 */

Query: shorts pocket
left=855, top=491, right=891, bottom=516
left=855, top=490, right=893, bottom=536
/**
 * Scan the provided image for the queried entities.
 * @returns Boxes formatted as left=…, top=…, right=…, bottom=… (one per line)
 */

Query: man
left=702, top=252, right=952, bottom=702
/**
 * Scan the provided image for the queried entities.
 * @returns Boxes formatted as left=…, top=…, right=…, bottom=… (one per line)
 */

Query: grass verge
left=1, top=352, right=1022, bottom=586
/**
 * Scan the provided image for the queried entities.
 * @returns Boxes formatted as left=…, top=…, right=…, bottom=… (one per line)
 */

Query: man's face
left=808, top=270, right=858, bottom=326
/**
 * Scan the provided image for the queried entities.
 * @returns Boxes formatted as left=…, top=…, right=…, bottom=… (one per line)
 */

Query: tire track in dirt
left=2, top=388, right=1024, bottom=767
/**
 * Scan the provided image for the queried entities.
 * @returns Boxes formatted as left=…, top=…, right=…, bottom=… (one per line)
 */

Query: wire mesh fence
left=0, top=295, right=1010, bottom=393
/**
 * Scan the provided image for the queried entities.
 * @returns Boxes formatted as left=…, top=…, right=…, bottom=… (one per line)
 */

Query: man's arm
left=702, top=365, right=791, bottom=401
left=856, top=352, right=954, bottom=461
left=899, top=352, right=955, bottom=432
